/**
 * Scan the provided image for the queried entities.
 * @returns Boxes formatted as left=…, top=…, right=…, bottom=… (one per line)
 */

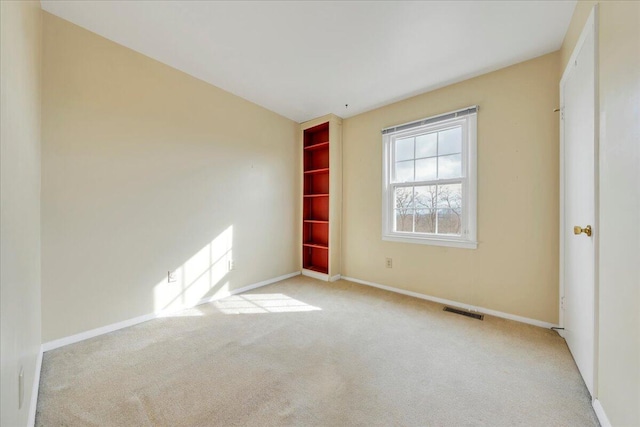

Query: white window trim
left=382, top=111, right=477, bottom=249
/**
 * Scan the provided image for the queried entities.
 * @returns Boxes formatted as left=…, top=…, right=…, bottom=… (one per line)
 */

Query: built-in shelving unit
left=301, top=115, right=342, bottom=281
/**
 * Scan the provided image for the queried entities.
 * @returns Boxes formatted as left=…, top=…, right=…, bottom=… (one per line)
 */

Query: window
left=382, top=107, right=477, bottom=249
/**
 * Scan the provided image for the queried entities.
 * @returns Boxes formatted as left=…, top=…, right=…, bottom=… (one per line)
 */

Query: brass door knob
left=573, top=225, right=592, bottom=237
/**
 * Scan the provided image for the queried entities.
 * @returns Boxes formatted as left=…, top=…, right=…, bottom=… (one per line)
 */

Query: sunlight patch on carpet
left=214, top=294, right=321, bottom=314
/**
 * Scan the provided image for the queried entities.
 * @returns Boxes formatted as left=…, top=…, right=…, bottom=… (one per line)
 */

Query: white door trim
left=559, top=4, right=599, bottom=398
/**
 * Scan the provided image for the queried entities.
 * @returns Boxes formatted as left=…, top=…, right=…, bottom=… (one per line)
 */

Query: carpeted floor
left=36, top=276, right=599, bottom=426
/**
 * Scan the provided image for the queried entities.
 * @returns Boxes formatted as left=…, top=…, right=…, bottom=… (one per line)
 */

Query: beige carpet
left=36, top=276, right=599, bottom=426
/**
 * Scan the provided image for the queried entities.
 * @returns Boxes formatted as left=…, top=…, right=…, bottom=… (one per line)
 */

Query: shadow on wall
left=153, top=225, right=320, bottom=317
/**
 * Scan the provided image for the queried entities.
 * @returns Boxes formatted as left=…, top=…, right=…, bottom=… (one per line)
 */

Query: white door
left=560, top=9, right=597, bottom=396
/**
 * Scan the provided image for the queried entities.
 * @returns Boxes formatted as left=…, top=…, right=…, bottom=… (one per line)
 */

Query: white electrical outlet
left=385, top=258, right=392, bottom=268
left=228, top=260, right=235, bottom=271
left=168, top=271, right=177, bottom=283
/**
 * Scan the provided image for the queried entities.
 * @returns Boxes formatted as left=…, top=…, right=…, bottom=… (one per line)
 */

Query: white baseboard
left=330, top=274, right=341, bottom=282
left=302, top=268, right=329, bottom=281
left=27, top=345, right=43, bottom=427
left=41, top=312, right=157, bottom=352
left=592, top=399, right=611, bottom=427
left=341, top=276, right=558, bottom=329
left=42, top=271, right=301, bottom=352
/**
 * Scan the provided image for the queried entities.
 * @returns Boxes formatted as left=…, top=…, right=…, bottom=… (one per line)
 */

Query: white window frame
left=382, top=108, right=477, bottom=249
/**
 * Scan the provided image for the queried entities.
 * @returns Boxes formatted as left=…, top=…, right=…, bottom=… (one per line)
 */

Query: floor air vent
left=443, top=306, right=484, bottom=320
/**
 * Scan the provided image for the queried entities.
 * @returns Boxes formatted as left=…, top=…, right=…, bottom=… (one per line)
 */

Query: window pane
left=395, top=209, right=414, bottom=232
left=416, top=133, right=437, bottom=158
left=437, top=208, right=461, bottom=235
left=414, top=185, right=437, bottom=209
left=394, top=187, right=415, bottom=211
left=415, top=209, right=435, bottom=233
left=438, top=127, right=462, bottom=155
left=395, top=187, right=414, bottom=232
left=415, top=158, right=437, bottom=181
left=395, top=137, right=414, bottom=161
left=395, top=160, right=414, bottom=182
left=437, top=154, right=461, bottom=179
left=437, top=183, right=462, bottom=209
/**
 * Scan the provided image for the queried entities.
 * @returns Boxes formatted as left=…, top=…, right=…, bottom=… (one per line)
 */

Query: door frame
left=558, top=4, right=599, bottom=397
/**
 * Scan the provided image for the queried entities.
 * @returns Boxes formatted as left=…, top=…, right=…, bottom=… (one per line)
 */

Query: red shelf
left=303, top=242, right=328, bottom=249
left=304, top=141, right=329, bottom=151
left=305, top=265, right=328, bottom=274
left=304, top=167, right=329, bottom=175
left=304, top=197, right=328, bottom=222
left=303, top=121, right=331, bottom=274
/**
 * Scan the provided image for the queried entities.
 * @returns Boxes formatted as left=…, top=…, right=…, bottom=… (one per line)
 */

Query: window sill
left=382, top=234, right=478, bottom=249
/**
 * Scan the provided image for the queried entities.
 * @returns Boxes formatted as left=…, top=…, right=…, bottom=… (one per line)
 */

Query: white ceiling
left=41, top=1, right=576, bottom=123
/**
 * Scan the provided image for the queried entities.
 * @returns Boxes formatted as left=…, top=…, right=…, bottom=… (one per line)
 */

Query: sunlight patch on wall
left=153, top=226, right=233, bottom=313
left=213, top=293, right=321, bottom=314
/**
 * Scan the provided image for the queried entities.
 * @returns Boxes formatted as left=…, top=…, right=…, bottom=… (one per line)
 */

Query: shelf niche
left=301, top=115, right=341, bottom=281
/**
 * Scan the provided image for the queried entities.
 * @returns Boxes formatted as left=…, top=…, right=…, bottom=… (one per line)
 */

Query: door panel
left=561, top=14, right=596, bottom=396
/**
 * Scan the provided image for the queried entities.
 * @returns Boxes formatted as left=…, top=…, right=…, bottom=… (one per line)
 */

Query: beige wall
left=41, top=13, right=300, bottom=342
left=561, top=2, right=640, bottom=425
left=0, top=1, right=43, bottom=425
left=342, top=52, right=560, bottom=324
